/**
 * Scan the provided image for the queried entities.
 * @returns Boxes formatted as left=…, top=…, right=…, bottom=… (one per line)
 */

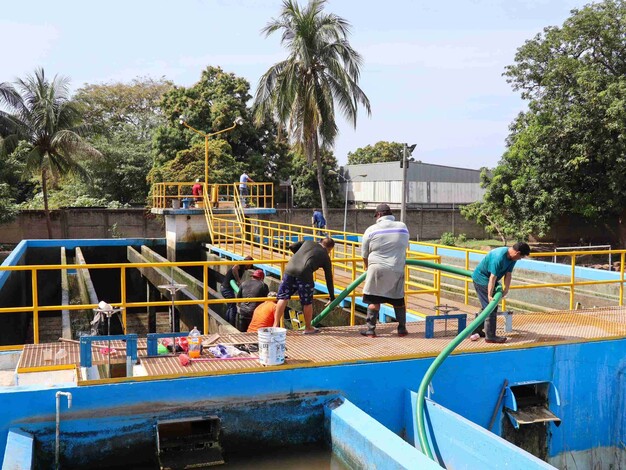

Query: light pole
left=179, top=116, right=244, bottom=194
left=330, top=171, right=367, bottom=232
left=400, top=143, right=417, bottom=224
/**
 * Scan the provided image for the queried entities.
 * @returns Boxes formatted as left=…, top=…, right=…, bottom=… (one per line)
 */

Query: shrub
left=440, top=232, right=456, bottom=246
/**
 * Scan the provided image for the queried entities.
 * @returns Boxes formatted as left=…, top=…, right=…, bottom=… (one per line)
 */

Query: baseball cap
left=374, top=203, right=391, bottom=216
left=252, top=269, right=265, bottom=280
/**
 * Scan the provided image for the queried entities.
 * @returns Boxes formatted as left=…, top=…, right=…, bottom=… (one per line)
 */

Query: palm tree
left=253, top=0, right=371, bottom=222
left=0, top=68, right=100, bottom=238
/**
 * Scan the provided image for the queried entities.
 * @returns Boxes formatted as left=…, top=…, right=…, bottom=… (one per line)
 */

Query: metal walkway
left=17, top=307, right=626, bottom=382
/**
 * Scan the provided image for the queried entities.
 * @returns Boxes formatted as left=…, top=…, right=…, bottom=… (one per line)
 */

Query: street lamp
left=179, top=115, right=244, bottom=193
left=400, top=143, right=417, bottom=224
left=330, top=170, right=367, bottom=233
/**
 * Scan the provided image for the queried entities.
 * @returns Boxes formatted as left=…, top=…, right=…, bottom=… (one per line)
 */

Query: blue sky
left=1, top=0, right=591, bottom=169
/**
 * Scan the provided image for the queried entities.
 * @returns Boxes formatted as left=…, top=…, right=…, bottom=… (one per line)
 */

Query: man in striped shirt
left=360, top=204, right=410, bottom=337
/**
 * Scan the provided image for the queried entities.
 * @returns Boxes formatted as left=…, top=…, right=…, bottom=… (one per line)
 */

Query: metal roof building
left=342, top=161, right=485, bottom=208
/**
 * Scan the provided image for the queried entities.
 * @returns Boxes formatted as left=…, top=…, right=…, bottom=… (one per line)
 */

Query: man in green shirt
left=472, top=242, right=530, bottom=343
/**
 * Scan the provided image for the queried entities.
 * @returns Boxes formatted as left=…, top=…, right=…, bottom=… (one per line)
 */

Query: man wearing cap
left=236, top=269, right=269, bottom=332
left=192, top=178, right=203, bottom=206
left=273, top=237, right=336, bottom=334
left=360, top=204, right=410, bottom=337
left=472, top=242, right=531, bottom=343
left=247, top=291, right=278, bottom=333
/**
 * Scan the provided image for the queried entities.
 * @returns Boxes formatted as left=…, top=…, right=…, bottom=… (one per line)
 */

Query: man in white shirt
left=239, top=171, right=254, bottom=207
left=360, top=204, right=410, bottom=337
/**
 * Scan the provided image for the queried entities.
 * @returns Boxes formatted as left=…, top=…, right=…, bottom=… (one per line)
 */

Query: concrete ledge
left=325, top=397, right=441, bottom=469
left=2, top=428, right=34, bottom=469
left=404, top=392, right=555, bottom=469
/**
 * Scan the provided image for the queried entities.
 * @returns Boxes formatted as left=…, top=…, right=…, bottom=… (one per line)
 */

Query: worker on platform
left=191, top=178, right=203, bottom=207
left=236, top=269, right=270, bottom=332
left=360, top=204, right=410, bottom=338
left=247, top=292, right=278, bottom=333
left=273, top=238, right=335, bottom=334
left=471, top=242, right=530, bottom=343
left=220, top=256, right=253, bottom=327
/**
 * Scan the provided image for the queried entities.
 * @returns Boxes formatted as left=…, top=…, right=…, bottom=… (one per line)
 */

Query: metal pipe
left=400, top=144, right=408, bottom=223
left=55, top=391, right=72, bottom=470
left=343, top=180, right=349, bottom=233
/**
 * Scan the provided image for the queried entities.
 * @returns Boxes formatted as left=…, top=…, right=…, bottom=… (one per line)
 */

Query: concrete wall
left=268, top=208, right=487, bottom=240
left=0, top=208, right=485, bottom=243
left=0, top=209, right=164, bottom=242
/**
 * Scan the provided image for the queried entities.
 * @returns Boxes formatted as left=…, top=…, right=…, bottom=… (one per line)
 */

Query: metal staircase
left=201, top=183, right=246, bottom=245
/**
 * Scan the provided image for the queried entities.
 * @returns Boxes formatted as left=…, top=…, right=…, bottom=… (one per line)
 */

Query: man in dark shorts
left=360, top=204, right=410, bottom=337
left=273, top=238, right=336, bottom=334
left=220, top=255, right=253, bottom=327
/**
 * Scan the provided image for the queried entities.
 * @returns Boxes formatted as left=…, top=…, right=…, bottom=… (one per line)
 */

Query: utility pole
left=400, top=144, right=408, bottom=223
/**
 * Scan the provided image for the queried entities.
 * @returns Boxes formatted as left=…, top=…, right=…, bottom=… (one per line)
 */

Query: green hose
left=415, top=288, right=502, bottom=460
left=312, top=259, right=471, bottom=325
left=311, top=257, right=502, bottom=462
left=311, top=272, right=367, bottom=326
left=230, top=279, right=239, bottom=294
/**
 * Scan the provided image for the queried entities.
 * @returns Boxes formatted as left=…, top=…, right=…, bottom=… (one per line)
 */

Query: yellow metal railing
left=0, top=255, right=389, bottom=349
left=415, top=241, right=626, bottom=312
left=208, top=215, right=626, bottom=313
left=207, top=215, right=442, bottom=319
left=152, top=182, right=274, bottom=210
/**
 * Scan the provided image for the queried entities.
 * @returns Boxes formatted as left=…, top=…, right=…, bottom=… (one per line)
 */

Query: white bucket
left=257, top=327, right=286, bottom=366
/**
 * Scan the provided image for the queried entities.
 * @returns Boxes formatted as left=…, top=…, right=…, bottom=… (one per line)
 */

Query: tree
left=291, top=149, right=341, bottom=209
left=151, top=66, right=291, bottom=187
left=253, top=0, right=371, bottom=222
left=74, top=78, right=173, bottom=205
left=74, top=77, right=174, bottom=140
left=0, top=68, right=101, bottom=237
left=347, top=141, right=404, bottom=165
left=466, top=0, right=626, bottom=246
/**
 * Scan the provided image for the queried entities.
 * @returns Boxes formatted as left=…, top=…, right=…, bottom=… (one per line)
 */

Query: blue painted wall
left=1, top=339, right=626, bottom=466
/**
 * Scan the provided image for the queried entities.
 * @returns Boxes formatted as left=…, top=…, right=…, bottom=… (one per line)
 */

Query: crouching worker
left=236, top=269, right=269, bottom=332
left=247, top=292, right=278, bottom=333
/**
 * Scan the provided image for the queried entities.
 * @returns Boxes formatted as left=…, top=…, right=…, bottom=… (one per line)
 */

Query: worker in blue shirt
left=472, top=242, right=530, bottom=343
left=312, top=208, right=326, bottom=238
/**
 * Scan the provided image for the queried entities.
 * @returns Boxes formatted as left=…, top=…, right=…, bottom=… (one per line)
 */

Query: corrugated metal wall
left=344, top=161, right=485, bottom=204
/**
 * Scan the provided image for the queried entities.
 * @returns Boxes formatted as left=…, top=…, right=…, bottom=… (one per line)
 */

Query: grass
left=421, top=238, right=505, bottom=251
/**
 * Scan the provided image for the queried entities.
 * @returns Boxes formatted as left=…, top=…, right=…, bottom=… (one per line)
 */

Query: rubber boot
left=484, top=314, right=506, bottom=343
left=360, top=308, right=378, bottom=337
left=472, top=314, right=486, bottom=337
left=395, top=306, right=408, bottom=337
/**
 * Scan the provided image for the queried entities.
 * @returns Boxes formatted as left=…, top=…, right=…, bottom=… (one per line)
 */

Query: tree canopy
left=347, top=141, right=404, bottom=165
left=151, top=66, right=291, bottom=187
left=463, top=0, right=626, bottom=246
left=0, top=68, right=101, bottom=237
left=253, top=0, right=370, bottom=220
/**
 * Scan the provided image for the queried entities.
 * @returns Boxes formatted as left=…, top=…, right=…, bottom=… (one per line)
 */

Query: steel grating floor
left=123, top=306, right=626, bottom=380
left=18, top=307, right=626, bottom=381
